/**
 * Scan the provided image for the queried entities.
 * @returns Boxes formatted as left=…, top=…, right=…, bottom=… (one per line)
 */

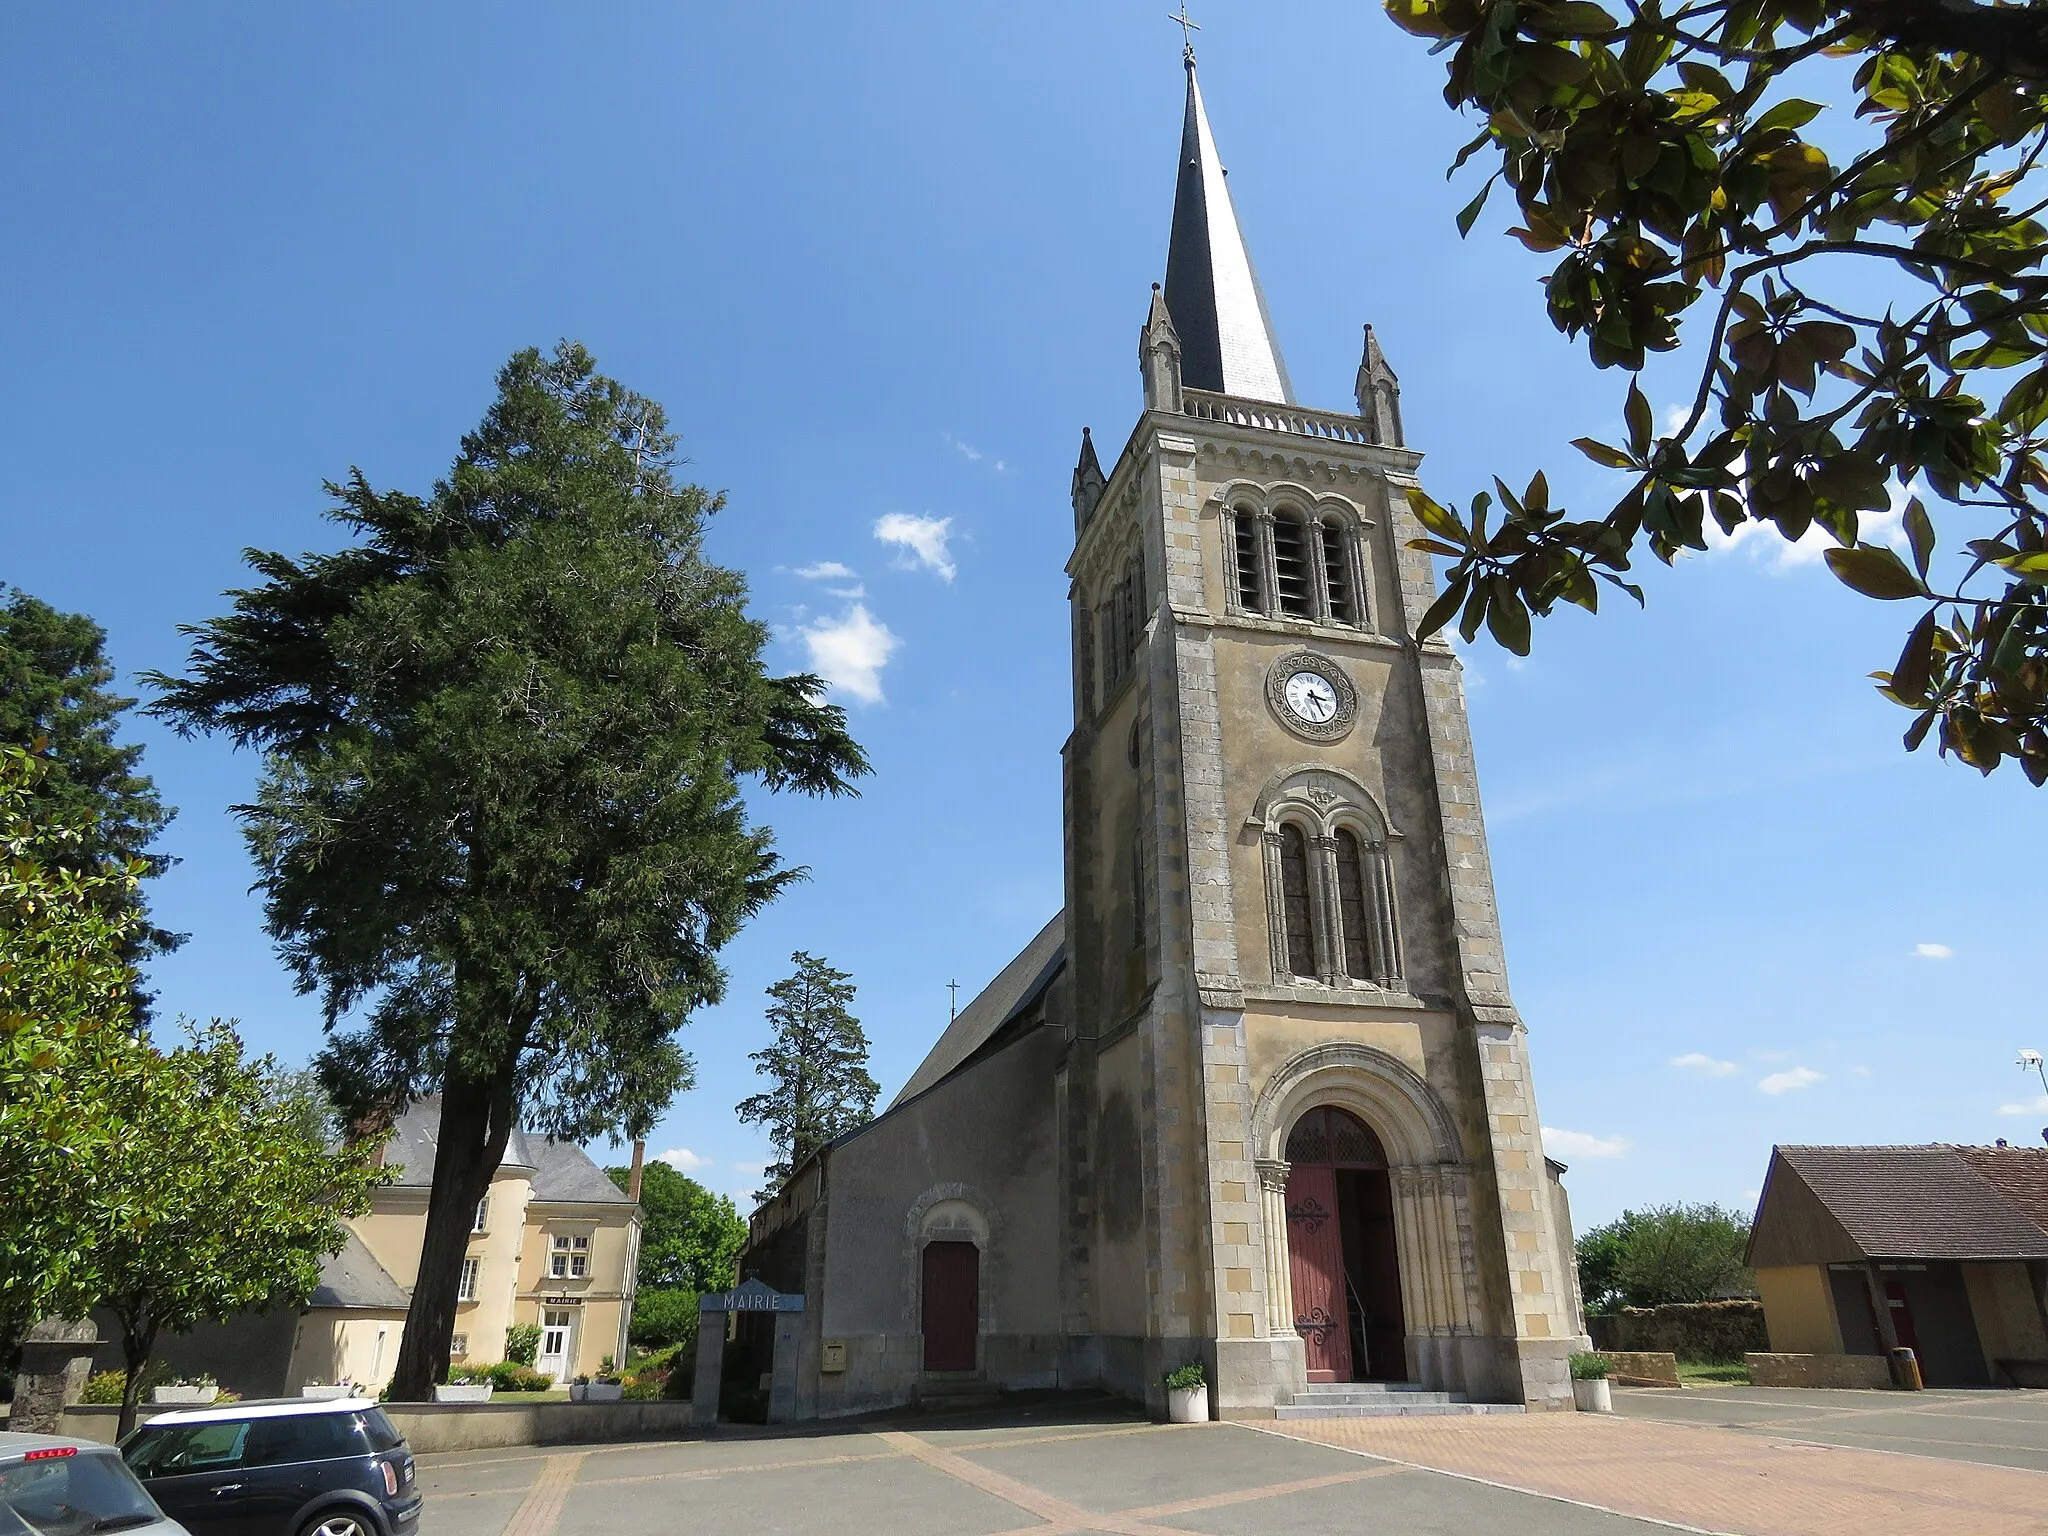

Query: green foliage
left=0, top=744, right=148, bottom=1344
left=0, top=588, right=181, bottom=982
left=1576, top=1203, right=1755, bottom=1311
left=504, top=1322, right=541, bottom=1367
left=1163, top=1361, right=1208, bottom=1390
left=89, top=1020, right=391, bottom=1435
left=626, top=1286, right=700, bottom=1350
left=481, top=1361, right=554, bottom=1392
left=736, top=952, right=879, bottom=1198
left=1386, top=0, right=2048, bottom=780
left=1678, top=1359, right=1752, bottom=1385
left=146, top=342, right=868, bottom=1397
left=1569, top=1351, right=1612, bottom=1381
left=606, top=1158, right=747, bottom=1295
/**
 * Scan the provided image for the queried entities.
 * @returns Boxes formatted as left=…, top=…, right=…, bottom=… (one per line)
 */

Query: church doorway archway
left=1284, top=1106, right=1407, bottom=1382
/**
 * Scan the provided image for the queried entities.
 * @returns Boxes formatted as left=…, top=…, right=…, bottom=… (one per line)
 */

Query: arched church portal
left=1284, top=1106, right=1407, bottom=1382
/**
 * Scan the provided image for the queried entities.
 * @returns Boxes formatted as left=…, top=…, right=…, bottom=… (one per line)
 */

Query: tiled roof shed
left=1748, top=1144, right=2048, bottom=1268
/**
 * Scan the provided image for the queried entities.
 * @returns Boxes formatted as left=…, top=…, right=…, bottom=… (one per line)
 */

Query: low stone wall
left=1601, top=1351, right=1680, bottom=1387
left=1746, top=1353, right=1893, bottom=1390
left=59, top=1400, right=694, bottom=1451
left=1587, top=1302, right=1767, bottom=1362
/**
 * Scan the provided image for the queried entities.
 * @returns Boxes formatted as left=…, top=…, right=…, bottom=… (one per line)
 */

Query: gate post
left=692, top=1299, right=726, bottom=1428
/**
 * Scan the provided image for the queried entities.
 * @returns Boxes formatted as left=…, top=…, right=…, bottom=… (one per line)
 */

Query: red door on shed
left=921, top=1240, right=980, bottom=1372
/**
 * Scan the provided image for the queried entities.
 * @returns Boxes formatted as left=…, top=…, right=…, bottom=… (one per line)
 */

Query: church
left=737, top=48, right=1589, bottom=1419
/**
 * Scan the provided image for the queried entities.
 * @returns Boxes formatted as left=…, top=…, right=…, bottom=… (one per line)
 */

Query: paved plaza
left=411, top=1387, right=2048, bottom=1536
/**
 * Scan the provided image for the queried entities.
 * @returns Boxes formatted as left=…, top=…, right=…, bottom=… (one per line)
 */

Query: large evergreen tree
left=147, top=343, right=868, bottom=1400
left=737, top=952, right=879, bottom=1198
left=0, top=587, right=181, bottom=984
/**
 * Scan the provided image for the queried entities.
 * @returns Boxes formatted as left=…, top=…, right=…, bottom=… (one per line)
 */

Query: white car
left=0, top=1432, right=190, bottom=1536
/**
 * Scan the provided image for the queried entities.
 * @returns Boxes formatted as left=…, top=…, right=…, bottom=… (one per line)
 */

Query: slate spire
left=1162, top=56, right=1294, bottom=405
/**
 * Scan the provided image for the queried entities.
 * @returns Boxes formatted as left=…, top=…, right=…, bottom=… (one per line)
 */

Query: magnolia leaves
left=1385, top=0, right=2048, bottom=782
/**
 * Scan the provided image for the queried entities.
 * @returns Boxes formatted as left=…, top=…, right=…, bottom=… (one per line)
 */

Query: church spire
left=1162, top=54, right=1295, bottom=405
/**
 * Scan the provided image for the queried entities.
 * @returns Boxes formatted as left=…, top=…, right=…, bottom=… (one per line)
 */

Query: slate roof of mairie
left=380, top=1095, right=632, bottom=1205
left=1776, top=1144, right=2048, bottom=1261
left=310, top=1230, right=411, bottom=1310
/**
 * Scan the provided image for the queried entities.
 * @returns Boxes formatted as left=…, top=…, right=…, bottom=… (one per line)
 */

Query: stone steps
left=1273, top=1383, right=1526, bottom=1420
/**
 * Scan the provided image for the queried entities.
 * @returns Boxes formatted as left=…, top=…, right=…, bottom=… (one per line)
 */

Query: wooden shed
left=1748, top=1145, right=2048, bottom=1387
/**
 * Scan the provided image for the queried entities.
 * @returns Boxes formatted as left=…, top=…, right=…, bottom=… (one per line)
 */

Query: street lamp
left=2019, top=1050, right=2048, bottom=1146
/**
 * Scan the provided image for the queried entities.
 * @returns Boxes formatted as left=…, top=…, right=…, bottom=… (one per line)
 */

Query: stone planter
left=1166, top=1384, right=1210, bottom=1424
left=150, top=1385, right=219, bottom=1406
left=1572, top=1377, right=1612, bottom=1413
left=582, top=1383, right=624, bottom=1403
left=300, top=1386, right=357, bottom=1400
left=568, top=1383, right=585, bottom=1402
left=433, top=1383, right=494, bottom=1403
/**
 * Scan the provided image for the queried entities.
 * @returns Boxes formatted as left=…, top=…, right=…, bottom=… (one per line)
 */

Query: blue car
left=120, top=1401, right=419, bottom=1536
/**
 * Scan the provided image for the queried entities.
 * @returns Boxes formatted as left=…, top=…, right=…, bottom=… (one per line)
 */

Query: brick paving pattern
left=1263, top=1412, right=2048, bottom=1536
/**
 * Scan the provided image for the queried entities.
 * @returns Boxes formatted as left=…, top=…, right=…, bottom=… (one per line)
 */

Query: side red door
left=1285, top=1163, right=1354, bottom=1382
left=921, top=1240, right=980, bottom=1372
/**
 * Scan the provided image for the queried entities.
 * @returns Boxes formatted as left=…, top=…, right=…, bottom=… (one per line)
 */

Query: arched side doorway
left=1284, top=1106, right=1407, bottom=1382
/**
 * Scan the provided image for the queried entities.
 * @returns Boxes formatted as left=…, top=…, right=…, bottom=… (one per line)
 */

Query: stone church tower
left=737, top=51, right=1585, bottom=1420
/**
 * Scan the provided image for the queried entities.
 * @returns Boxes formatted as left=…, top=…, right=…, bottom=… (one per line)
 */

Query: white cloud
left=944, top=433, right=983, bottom=463
left=1541, top=1126, right=1629, bottom=1160
left=1670, top=1052, right=1739, bottom=1078
left=1759, top=1066, right=1823, bottom=1096
left=1704, top=477, right=1915, bottom=571
left=1850, top=1065, right=1872, bottom=1077
left=875, top=512, right=957, bottom=581
left=1998, top=1094, right=2048, bottom=1117
left=656, top=1147, right=709, bottom=1172
left=801, top=604, right=902, bottom=705
left=826, top=584, right=867, bottom=600
left=792, top=560, right=857, bottom=581
left=1913, top=942, right=1954, bottom=959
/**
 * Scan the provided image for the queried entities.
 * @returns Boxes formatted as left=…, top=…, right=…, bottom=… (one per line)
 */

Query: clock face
left=1284, top=671, right=1339, bottom=725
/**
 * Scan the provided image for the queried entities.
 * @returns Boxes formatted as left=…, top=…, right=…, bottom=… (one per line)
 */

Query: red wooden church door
left=921, top=1240, right=980, bottom=1372
left=1285, top=1160, right=1353, bottom=1382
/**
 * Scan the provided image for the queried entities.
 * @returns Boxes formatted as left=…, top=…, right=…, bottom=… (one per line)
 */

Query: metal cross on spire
left=1168, top=3, right=1200, bottom=62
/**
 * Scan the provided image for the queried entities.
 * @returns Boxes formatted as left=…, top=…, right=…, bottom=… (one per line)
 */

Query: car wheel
left=301, top=1511, right=375, bottom=1536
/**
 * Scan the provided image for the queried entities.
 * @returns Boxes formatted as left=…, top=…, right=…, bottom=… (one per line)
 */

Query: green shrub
left=505, top=1323, right=541, bottom=1367
left=627, top=1288, right=698, bottom=1350
left=82, top=1371, right=127, bottom=1405
left=480, top=1361, right=554, bottom=1392
left=1163, top=1361, right=1206, bottom=1391
left=1569, top=1352, right=1611, bottom=1381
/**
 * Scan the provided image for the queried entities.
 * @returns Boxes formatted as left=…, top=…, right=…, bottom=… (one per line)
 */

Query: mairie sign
left=699, top=1277, right=804, bottom=1314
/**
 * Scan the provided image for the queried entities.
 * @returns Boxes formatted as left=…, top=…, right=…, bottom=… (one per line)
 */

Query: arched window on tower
left=1319, top=515, right=1355, bottom=626
left=1278, top=823, right=1317, bottom=978
left=1271, top=513, right=1314, bottom=618
left=1333, top=829, right=1372, bottom=981
left=1232, top=507, right=1264, bottom=612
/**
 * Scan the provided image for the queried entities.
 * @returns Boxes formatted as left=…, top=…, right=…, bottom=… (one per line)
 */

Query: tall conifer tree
left=737, top=952, right=879, bottom=1198
left=148, top=343, right=867, bottom=1398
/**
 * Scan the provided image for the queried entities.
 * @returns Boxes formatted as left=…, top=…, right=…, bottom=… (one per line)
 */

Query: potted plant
left=1163, top=1361, right=1210, bottom=1424
left=569, top=1374, right=591, bottom=1403
left=150, top=1376, right=220, bottom=1406
left=300, top=1376, right=358, bottom=1400
left=434, top=1368, right=495, bottom=1403
left=1570, top=1352, right=1612, bottom=1413
left=584, top=1356, right=624, bottom=1403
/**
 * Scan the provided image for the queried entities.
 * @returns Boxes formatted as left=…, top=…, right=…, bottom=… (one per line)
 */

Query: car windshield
left=0, top=1451, right=162, bottom=1536
left=120, top=1421, right=246, bottom=1479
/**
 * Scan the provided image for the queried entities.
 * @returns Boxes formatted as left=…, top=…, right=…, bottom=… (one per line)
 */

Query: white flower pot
left=1572, top=1378, right=1612, bottom=1413
left=1167, top=1384, right=1210, bottom=1423
left=150, top=1386, right=219, bottom=1405
left=434, top=1383, right=494, bottom=1403
left=299, top=1386, right=356, bottom=1400
left=582, top=1383, right=623, bottom=1403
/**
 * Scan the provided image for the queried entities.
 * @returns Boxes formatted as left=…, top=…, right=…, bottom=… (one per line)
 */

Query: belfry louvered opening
left=1233, top=513, right=1263, bottom=611
left=1271, top=514, right=1313, bottom=617
left=1320, top=515, right=1353, bottom=624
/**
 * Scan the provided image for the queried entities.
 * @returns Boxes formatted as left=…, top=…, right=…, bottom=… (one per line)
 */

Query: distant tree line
left=1576, top=1202, right=1756, bottom=1313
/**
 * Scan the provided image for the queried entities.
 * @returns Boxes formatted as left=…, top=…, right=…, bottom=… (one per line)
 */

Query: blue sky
left=2, top=3, right=2038, bottom=1227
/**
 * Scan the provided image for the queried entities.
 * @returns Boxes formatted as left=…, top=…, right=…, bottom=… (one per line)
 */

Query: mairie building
left=738, top=52, right=1590, bottom=1420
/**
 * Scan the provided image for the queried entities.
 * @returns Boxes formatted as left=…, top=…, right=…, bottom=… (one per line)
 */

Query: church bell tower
left=1057, top=46, right=1586, bottom=1412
